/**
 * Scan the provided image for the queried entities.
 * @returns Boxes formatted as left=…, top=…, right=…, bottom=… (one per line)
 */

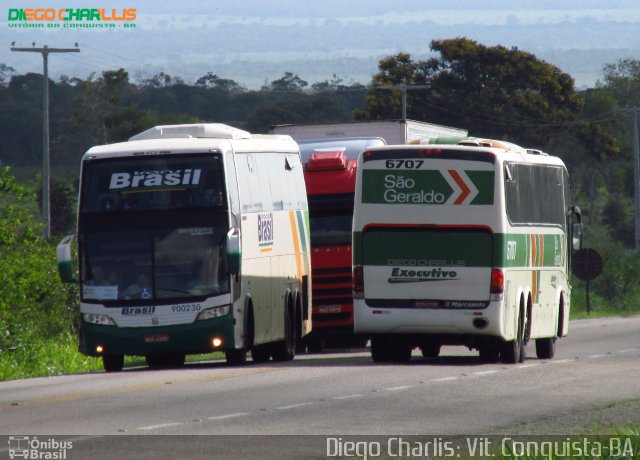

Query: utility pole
left=375, top=83, right=429, bottom=119
left=11, top=43, right=80, bottom=238
left=619, top=108, right=640, bottom=249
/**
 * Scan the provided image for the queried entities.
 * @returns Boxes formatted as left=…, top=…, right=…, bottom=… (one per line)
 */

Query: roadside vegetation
left=2, top=38, right=640, bottom=380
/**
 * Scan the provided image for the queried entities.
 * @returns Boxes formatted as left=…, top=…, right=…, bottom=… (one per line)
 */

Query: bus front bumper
left=78, top=315, right=235, bottom=357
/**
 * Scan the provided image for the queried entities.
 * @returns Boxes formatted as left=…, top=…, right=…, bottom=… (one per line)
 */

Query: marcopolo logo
left=109, top=169, right=202, bottom=190
left=388, top=267, right=459, bottom=284
left=7, top=7, right=137, bottom=29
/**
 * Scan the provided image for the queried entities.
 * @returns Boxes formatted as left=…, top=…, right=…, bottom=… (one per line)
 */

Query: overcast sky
left=2, top=0, right=640, bottom=88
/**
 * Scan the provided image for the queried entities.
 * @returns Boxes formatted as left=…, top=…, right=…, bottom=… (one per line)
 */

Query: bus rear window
left=80, top=154, right=226, bottom=213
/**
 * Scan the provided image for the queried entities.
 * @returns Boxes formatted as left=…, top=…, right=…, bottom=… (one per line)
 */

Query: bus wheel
left=251, top=344, right=271, bottom=363
left=225, top=348, right=247, bottom=365
left=535, top=337, right=556, bottom=359
left=501, top=309, right=525, bottom=364
left=371, top=337, right=390, bottom=362
left=102, top=354, right=124, bottom=372
left=272, top=306, right=295, bottom=361
left=420, top=343, right=441, bottom=359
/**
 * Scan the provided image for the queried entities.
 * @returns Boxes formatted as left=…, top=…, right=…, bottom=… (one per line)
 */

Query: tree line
left=2, top=37, right=640, bottom=311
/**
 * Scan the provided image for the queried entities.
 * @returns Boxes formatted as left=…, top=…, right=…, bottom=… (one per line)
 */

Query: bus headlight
left=83, top=313, right=116, bottom=326
left=196, top=305, right=230, bottom=321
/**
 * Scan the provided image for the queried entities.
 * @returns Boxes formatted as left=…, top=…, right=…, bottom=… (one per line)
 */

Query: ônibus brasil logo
left=8, top=8, right=136, bottom=29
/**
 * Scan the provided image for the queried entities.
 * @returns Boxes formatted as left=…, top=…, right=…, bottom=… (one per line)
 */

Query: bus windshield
left=81, top=225, right=229, bottom=303
left=308, top=193, right=354, bottom=247
left=79, top=153, right=230, bottom=303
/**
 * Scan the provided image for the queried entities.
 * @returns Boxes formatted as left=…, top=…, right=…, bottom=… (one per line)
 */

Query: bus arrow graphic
left=447, top=170, right=473, bottom=205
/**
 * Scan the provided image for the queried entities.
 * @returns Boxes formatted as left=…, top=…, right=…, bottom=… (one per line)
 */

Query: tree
left=263, top=72, right=308, bottom=92
left=355, top=38, right=618, bottom=160
left=195, top=72, right=244, bottom=93
left=602, top=58, right=640, bottom=107
left=141, top=72, right=184, bottom=88
left=0, top=63, right=15, bottom=86
left=103, top=106, right=159, bottom=143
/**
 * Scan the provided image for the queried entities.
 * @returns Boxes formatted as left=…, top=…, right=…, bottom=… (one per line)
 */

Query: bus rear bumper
left=353, top=299, right=505, bottom=339
left=79, top=315, right=235, bottom=357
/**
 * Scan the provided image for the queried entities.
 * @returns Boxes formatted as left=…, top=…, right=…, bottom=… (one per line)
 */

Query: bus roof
left=83, top=124, right=299, bottom=159
left=363, top=139, right=566, bottom=168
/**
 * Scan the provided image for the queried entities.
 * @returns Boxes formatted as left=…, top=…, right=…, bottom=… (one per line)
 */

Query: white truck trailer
left=269, top=119, right=467, bottom=144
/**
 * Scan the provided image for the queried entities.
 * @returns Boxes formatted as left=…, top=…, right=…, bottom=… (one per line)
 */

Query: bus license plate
left=144, top=334, right=169, bottom=343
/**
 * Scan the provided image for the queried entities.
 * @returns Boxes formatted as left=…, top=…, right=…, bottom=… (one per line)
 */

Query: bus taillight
left=353, top=266, right=364, bottom=298
left=490, top=268, right=504, bottom=295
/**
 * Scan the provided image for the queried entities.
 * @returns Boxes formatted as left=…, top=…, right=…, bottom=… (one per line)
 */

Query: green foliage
left=356, top=38, right=618, bottom=163
left=0, top=168, right=81, bottom=380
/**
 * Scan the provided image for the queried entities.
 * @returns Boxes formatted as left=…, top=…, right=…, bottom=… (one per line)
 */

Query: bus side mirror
left=57, top=234, right=77, bottom=283
left=226, top=228, right=241, bottom=275
left=572, top=222, right=583, bottom=251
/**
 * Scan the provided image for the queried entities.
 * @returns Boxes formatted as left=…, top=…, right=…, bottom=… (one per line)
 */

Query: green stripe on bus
left=360, top=229, right=492, bottom=267
left=355, top=230, right=566, bottom=269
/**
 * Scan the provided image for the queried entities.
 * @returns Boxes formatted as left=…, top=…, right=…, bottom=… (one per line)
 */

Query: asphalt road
left=0, top=316, right=638, bottom=459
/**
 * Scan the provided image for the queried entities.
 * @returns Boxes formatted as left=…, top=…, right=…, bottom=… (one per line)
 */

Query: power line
left=11, top=42, right=80, bottom=239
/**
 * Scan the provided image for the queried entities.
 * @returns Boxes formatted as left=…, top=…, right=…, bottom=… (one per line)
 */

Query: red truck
left=298, top=138, right=386, bottom=351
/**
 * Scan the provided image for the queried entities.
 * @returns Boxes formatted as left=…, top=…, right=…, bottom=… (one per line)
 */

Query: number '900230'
left=171, top=304, right=201, bottom=313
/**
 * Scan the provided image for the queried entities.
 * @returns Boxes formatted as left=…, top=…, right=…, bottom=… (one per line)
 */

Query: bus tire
left=501, top=304, right=525, bottom=364
left=272, top=301, right=295, bottom=362
left=420, top=343, right=441, bottom=359
left=371, top=337, right=390, bottom=362
left=102, top=354, right=124, bottom=372
left=251, top=344, right=271, bottom=363
left=535, top=337, right=556, bottom=359
left=225, top=348, right=247, bottom=365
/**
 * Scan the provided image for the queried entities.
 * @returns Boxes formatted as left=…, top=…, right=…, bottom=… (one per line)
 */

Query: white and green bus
left=352, top=138, right=583, bottom=363
left=57, top=124, right=311, bottom=371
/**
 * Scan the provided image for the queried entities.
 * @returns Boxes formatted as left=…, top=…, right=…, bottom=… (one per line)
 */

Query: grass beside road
left=0, top=310, right=632, bottom=381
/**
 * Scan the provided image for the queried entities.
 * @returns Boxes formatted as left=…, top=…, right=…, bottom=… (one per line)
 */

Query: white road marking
left=385, top=385, right=413, bottom=391
left=517, top=364, right=540, bottom=369
left=472, top=370, right=498, bottom=376
left=276, top=402, right=314, bottom=410
left=432, top=376, right=458, bottom=382
left=137, top=422, right=183, bottom=431
left=208, top=412, right=248, bottom=421
left=332, top=394, right=364, bottom=400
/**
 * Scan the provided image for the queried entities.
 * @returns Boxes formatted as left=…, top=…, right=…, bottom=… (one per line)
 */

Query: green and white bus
left=352, top=138, right=583, bottom=363
left=58, top=124, right=311, bottom=371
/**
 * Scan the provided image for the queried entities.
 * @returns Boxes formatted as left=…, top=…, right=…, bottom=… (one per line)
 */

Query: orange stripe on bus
left=289, top=210, right=303, bottom=280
